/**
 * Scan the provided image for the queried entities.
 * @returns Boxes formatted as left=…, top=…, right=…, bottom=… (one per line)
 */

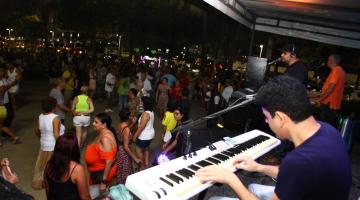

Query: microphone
left=268, top=58, right=281, bottom=65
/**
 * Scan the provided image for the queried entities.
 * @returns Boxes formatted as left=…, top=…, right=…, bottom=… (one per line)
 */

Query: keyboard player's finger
left=234, top=156, right=259, bottom=172
left=196, top=165, right=234, bottom=184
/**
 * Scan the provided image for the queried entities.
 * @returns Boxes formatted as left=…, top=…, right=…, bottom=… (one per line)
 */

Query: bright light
left=217, top=123, right=224, bottom=128
left=259, top=44, right=264, bottom=58
left=192, top=69, right=200, bottom=73
left=157, top=154, right=170, bottom=164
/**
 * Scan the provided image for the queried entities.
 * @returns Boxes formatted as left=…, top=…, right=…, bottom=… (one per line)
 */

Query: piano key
left=160, top=177, right=173, bottom=187
left=196, top=160, right=213, bottom=167
left=222, top=150, right=235, bottom=157
left=176, top=169, right=191, bottom=179
left=213, top=154, right=229, bottom=161
left=206, top=157, right=221, bottom=164
left=166, top=173, right=183, bottom=183
left=188, top=164, right=200, bottom=171
left=182, top=168, right=195, bottom=176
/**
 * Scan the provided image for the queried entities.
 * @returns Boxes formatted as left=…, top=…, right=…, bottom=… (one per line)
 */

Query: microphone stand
left=174, top=95, right=256, bottom=156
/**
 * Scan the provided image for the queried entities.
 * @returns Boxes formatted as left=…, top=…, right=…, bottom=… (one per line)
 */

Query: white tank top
left=39, top=113, right=65, bottom=151
left=138, top=111, right=155, bottom=140
left=7, top=69, right=19, bottom=93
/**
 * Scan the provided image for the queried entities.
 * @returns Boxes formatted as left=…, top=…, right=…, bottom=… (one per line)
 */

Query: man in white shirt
left=141, top=72, right=152, bottom=96
left=49, top=77, right=72, bottom=123
left=105, top=68, right=116, bottom=112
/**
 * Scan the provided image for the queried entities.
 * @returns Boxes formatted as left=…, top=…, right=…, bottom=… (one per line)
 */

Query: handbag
left=108, top=184, right=133, bottom=200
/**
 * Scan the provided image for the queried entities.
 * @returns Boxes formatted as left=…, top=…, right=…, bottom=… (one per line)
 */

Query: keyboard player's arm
left=197, top=165, right=259, bottom=200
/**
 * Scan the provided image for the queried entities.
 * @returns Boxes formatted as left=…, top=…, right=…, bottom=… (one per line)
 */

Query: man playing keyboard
left=196, top=75, right=351, bottom=200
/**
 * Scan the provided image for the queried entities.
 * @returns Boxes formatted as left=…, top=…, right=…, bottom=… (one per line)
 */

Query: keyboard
left=125, top=129, right=281, bottom=200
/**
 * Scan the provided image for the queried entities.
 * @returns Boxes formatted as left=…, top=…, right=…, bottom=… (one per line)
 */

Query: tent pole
left=248, top=24, right=255, bottom=56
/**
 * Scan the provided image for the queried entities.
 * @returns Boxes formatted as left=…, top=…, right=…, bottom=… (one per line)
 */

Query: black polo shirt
left=284, top=60, right=307, bottom=85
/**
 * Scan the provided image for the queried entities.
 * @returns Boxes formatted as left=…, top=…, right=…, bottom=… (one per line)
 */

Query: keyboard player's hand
left=196, top=165, right=237, bottom=185
left=234, top=156, right=260, bottom=172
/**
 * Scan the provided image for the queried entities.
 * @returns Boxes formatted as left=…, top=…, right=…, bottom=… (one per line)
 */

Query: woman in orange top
left=84, top=113, right=118, bottom=194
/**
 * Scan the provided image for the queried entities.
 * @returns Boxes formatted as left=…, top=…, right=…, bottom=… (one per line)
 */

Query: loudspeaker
left=245, top=56, right=268, bottom=90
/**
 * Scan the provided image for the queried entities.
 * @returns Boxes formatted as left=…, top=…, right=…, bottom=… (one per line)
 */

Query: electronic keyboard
left=125, top=129, right=281, bottom=200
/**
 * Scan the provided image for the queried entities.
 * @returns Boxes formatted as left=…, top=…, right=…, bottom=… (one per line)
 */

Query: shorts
left=135, top=139, right=152, bottom=149
left=0, top=106, right=7, bottom=119
left=73, top=115, right=91, bottom=126
left=8, top=85, right=19, bottom=94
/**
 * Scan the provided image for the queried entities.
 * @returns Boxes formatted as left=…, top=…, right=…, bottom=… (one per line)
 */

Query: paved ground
left=0, top=74, right=359, bottom=200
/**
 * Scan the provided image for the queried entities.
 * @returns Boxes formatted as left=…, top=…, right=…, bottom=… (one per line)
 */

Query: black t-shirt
left=284, top=60, right=307, bottom=85
left=275, top=122, right=352, bottom=200
left=179, top=99, right=190, bottom=121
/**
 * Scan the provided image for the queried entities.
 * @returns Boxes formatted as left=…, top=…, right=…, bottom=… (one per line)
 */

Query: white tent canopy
left=203, top=0, right=360, bottom=49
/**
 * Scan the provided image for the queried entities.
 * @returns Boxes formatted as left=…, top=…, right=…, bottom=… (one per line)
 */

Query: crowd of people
left=0, top=43, right=354, bottom=200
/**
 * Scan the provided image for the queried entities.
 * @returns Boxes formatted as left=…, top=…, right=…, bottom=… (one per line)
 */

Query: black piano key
left=218, top=153, right=230, bottom=159
left=222, top=150, right=235, bottom=157
left=229, top=147, right=242, bottom=154
left=176, top=169, right=191, bottom=179
left=165, top=174, right=179, bottom=184
left=213, top=154, right=228, bottom=161
left=196, top=160, right=213, bottom=167
left=182, top=168, right=194, bottom=176
left=166, top=173, right=183, bottom=183
left=188, top=164, right=200, bottom=171
left=160, top=177, right=173, bottom=187
left=206, top=157, right=221, bottom=164
left=171, top=173, right=184, bottom=182
left=183, top=168, right=195, bottom=176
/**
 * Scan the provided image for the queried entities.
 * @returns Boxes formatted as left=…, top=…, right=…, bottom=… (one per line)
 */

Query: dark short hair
left=330, top=54, right=341, bottom=65
left=281, top=44, right=300, bottom=57
left=174, top=107, right=185, bottom=116
left=129, top=88, right=137, bottom=96
left=255, top=75, right=312, bottom=123
left=42, top=97, right=57, bottom=112
left=118, top=108, right=131, bottom=122
left=167, top=100, right=178, bottom=112
left=142, top=96, right=153, bottom=111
